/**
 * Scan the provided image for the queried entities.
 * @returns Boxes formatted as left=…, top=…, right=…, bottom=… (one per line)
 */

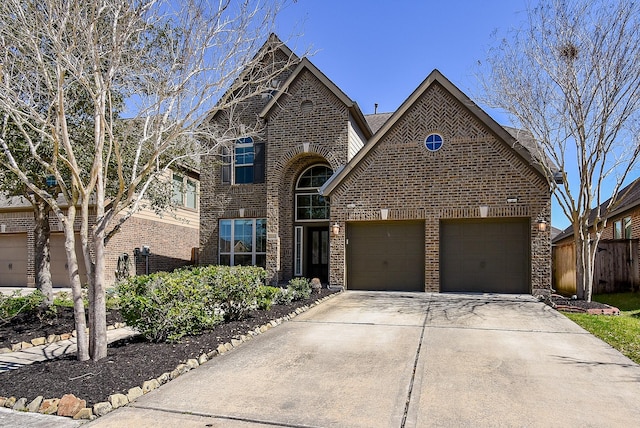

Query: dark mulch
left=546, top=294, right=616, bottom=313
left=0, top=289, right=337, bottom=407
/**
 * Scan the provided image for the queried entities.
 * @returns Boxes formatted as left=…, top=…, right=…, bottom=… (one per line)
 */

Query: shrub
left=287, top=277, right=311, bottom=301
left=256, top=286, right=280, bottom=311
left=117, top=265, right=268, bottom=341
left=117, top=268, right=222, bottom=342
left=204, top=265, right=267, bottom=321
left=0, top=290, right=45, bottom=324
left=273, top=287, right=293, bottom=305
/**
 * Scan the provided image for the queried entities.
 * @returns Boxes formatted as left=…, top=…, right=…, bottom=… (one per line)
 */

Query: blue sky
left=274, top=0, right=583, bottom=229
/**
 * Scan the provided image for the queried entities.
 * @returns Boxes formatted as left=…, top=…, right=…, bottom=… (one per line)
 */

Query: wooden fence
left=552, top=239, right=639, bottom=295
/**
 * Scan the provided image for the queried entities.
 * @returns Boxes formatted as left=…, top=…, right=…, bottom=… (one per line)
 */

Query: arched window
left=295, top=165, right=333, bottom=221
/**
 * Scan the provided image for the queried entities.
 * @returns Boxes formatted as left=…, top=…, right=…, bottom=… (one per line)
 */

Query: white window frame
left=234, top=138, right=254, bottom=184
left=294, top=226, right=303, bottom=276
left=294, top=164, right=332, bottom=222
left=614, top=216, right=632, bottom=239
left=172, top=173, right=198, bottom=210
left=219, top=218, right=266, bottom=266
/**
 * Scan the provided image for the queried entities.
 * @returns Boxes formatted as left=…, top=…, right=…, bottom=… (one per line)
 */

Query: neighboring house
left=0, top=169, right=199, bottom=288
left=199, top=35, right=554, bottom=295
left=552, top=177, right=640, bottom=294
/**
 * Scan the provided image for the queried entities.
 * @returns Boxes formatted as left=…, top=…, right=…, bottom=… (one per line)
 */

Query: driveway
left=88, top=292, right=640, bottom=427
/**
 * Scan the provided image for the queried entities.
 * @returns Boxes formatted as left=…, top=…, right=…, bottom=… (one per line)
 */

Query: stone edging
left=0, top=291, right=341, bottom=421
left=0, top=322, right=128, bottom=354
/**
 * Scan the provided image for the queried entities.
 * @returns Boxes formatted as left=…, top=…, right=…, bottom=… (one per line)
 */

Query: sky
left=272, top=0, right=587, bottom=228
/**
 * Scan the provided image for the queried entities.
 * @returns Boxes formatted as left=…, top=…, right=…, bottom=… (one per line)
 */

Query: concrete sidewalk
left=85, top=292, right=640, bottom=427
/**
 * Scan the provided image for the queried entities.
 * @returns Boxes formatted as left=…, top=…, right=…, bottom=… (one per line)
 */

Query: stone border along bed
left=0, top=292, right=341, bottom=421
left=0, top=322, right=128, bottom=354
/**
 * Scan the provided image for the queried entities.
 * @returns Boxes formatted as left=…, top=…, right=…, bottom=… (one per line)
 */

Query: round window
left=425, top=133, right=443, bottom=152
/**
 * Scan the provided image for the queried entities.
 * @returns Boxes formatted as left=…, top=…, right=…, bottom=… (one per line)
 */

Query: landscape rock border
left=0, top=291, right=340, bottom=421
left=0, top=322, right=128, bottom=354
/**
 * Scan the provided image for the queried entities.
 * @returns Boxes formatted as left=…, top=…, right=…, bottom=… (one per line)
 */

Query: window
left=614, top=216, right=632, bottom=239
left=425, top=133, right=443, bottom=152
left=172, top=174, right=197, bottom=209
left=295, top=165, right=333, bottom=221
left=221, top=137, right=265, bottom=185
left=234, top=137, right=254, bottom=184
left=219, top=218, right=266, bottom=267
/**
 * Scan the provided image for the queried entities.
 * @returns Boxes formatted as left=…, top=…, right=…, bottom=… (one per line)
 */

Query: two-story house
left=200, top=35, right=553, bottom=295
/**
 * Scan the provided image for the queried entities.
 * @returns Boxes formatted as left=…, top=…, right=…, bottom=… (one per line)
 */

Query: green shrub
left=256, top=286, right=280, bottom=310
left=117, top=265, right=268, bottom=341
left=0, top=290, right=46, bottom=324
left=203, top=265, right=267, bottom=321
left=287, top=277, right=311, bottom=301
left=273, top=287, right=293, bottom=305
left=117, top=269, right=222, bottom=342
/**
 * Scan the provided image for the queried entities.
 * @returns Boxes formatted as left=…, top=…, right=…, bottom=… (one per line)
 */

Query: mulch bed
left=0, top=289, right=337, bottom=407
left=546, top=294, right=620, bottom=315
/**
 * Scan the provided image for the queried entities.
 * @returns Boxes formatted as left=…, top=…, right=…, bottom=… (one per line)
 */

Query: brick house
left=0, top=169, right=199, bottom=288
left=200, top=36, right=553, bottom=295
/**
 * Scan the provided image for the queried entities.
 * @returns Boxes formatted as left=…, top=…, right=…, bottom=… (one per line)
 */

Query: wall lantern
left=537, top=219, right=548, bottom=232
left=479, top=205, right=489, bottom=218
left=331, top=223, right=340, bottom=236
left=380, top=208, right=389, bottom=220
left=238, top=208, right=245, bottom=218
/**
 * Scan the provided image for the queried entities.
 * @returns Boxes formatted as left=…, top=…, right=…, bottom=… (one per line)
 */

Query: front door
left=306, top=227, right=329, bottom=283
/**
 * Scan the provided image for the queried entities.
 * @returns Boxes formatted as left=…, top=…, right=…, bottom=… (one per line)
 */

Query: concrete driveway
left=89, top=292, right=640, bottom=427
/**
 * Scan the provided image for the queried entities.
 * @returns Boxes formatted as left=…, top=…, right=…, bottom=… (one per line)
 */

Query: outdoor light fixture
left=238, top=208, right=245, bottom=218
left=507, top=197, right=518, bottom=203
left=537, top=219, right=548, bottom=232
left=479, top=205, right=489, bottom=218
left=380, top=208, right=389, bottom=220
left=331, top=223, right=340, bottom=236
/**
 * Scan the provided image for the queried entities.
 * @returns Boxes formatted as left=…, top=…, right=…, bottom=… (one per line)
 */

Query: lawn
left=564, top=292, right=640, bottom=364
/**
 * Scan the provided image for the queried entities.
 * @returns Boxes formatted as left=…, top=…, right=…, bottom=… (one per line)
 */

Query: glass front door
left=306, top=227, right=329, bottom=283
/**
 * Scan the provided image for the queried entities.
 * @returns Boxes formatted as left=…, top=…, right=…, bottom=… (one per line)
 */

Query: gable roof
left=205, top=34, right=299, bottom=124
left=552, top=177, right=640, bottom=243
left=259, top=57, right=372, bottom=139
left=320, top=69, right=548, bottom=196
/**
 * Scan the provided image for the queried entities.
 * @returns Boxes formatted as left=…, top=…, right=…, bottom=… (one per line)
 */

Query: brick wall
left=0, top=207, right=198, bottom=287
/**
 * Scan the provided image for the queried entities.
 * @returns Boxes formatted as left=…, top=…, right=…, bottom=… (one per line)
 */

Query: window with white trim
left=295, top=165, right=332, bottom=221
left=219, top=218, right=266, bottom=267
left=172, top=174, right=197, bottom=209
left=614, top=216, right=632, bottom=239
left=221, top=137, right=265, bottom=185
left=294, top=226, right=303, bottom=276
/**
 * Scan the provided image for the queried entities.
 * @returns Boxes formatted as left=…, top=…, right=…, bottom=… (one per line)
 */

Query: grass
left=564, top=292, right=640, bottom=364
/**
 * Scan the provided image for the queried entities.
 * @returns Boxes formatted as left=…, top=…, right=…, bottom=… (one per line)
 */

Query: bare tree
left=0, top=0, right=297, bottom=360
left=479, top=0, right=640, bottom=301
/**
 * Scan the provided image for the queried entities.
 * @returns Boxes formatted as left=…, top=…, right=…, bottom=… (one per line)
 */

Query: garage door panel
left=0, top=234, right=28, bottom=287
left=347, top=221, right=424, bottom=292
left=441, top=219, right=530, bottom=294
left=51, top=234, right=87, bottom=287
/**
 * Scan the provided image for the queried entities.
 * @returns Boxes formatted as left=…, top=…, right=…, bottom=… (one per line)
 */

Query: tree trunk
left=61, top=206, right=89, bottom=361
left=89, top=225, right=108, bottom=361
left=574, top=226, right=595, bottom=302
left=33, top=195, right=53, bottom=305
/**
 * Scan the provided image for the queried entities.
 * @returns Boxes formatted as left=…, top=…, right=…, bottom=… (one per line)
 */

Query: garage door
left=51, top=233, right=88, bottom=287
left=0, top=233, right=28, bottom=287
left=440, top=218, right=530, bottom=293
left=347, top=221, right=424, bottom=291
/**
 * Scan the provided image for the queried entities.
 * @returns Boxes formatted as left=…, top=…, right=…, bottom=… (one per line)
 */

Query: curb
left=0, top=291, right=341, bottom=421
